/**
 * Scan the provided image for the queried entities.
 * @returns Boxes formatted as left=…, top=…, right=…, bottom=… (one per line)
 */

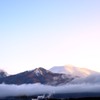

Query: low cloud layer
left=0, top=83, right=100, bottom=98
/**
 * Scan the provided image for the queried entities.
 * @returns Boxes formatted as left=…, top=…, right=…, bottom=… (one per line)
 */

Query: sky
left=0, top=0, right=100, bottom=74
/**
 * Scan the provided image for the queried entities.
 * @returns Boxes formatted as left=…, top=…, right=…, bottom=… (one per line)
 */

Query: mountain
left=0, top=69, right=8, bottom=78
left=50, top=65, right=97, bottom=77
left=0, top=67, right=74, bottom=85
left=0, top=66, right=98, bottom=85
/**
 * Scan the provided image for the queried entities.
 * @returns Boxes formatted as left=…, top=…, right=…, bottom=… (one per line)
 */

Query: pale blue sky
left=0, top=0, right=100, bottom=74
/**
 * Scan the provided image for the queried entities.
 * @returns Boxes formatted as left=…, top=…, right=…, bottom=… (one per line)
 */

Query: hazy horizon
left=0, top=0, right=100, bottom=74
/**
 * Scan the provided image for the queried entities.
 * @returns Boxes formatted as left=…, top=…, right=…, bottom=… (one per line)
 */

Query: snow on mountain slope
left=50, top=65, right=97, bottom=77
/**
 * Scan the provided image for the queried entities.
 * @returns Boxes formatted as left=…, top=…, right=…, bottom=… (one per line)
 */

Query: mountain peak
left=34, top=67, right=44, bottom=76
left=34, top=67, right=46, bottom=71
left=50, top=65, right=97, bottom=77
left=0, top=69, right=8, bottom=78
left=34, top=67, right=51, bottom=76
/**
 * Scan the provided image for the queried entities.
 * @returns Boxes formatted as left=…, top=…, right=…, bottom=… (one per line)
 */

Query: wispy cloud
left=71, top=73, right=100, bottom=84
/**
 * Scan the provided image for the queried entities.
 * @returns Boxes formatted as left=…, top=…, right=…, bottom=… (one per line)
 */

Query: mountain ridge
left=0, top=67, right=74, bottom=85
left=0, top=66, right=99, bottom=85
